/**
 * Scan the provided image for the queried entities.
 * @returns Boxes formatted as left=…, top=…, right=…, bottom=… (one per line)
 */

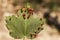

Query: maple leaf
left=5, top=4, right=45, bottom=39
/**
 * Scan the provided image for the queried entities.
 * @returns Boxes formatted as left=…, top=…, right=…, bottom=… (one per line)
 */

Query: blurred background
left=0, top=0, right=60, bottom=40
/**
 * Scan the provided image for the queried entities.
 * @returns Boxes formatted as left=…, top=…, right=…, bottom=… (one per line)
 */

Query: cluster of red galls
left=20, top=6, right=34, bottom=19
left=21, top=6, right=34, bottom=14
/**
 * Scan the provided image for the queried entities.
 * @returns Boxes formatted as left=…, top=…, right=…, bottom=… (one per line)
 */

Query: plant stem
left=31, top=39, right=32, bottom=40
left=23, top=36, right=26, bottom=40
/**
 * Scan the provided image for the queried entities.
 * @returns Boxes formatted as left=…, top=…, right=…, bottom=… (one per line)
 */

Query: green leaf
left=6, top=4, right=44, bottom=39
